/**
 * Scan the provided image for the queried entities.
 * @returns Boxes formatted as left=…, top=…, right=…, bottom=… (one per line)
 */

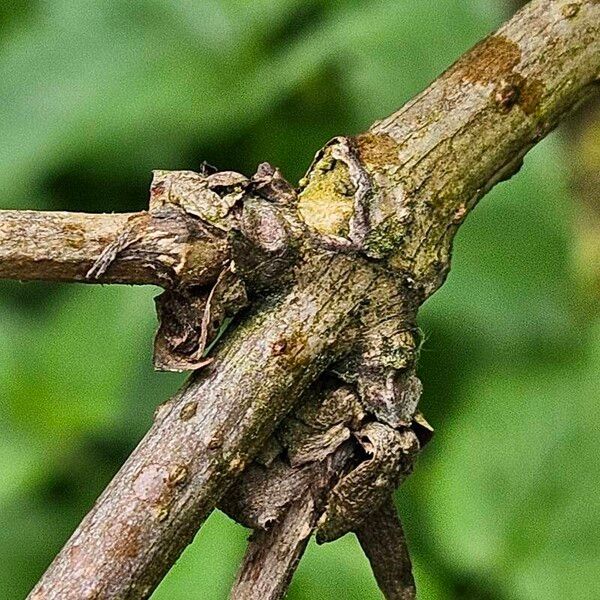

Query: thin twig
left=0, top=208, right=228, bottom=287
left=230, top=495, right=316, bottom=600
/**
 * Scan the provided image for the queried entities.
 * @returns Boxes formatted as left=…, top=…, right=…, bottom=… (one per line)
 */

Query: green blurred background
left=1, top=1, right=599, bottom=598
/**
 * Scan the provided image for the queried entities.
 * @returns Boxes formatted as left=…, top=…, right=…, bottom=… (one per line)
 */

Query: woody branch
left=0, top=1, right=594, bottom=598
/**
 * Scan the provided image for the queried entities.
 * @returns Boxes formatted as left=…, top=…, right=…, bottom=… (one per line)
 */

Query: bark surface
left=12, top=1, right=600, bottom=598
left=0, top=209, right=229, bottom=287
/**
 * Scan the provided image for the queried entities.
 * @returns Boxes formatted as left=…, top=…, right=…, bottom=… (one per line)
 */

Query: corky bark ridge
left=146, top=163, right=304, bottom=371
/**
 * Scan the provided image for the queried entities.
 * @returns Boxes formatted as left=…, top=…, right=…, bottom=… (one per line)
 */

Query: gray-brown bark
left=298, top=0, right=599, bottom=296
left=29, top=254, right=381, bottom=599
left=356, top=500, right=416, bottom=600
left=228, top=445, right=354, bottom=600
left=0, top=208, right=229, bottom=287
left=16, top=1, right=600, bottom=598
left=230, top=495, right=316, bottom=600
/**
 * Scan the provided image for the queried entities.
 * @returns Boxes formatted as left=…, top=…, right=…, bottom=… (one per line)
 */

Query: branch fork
left=1, top=1, right=596, bottom=598
left=140, top=161, right=431, bottom=598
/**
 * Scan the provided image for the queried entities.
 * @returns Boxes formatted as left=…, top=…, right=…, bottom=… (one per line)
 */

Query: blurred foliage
left=0, top=1, right=598, bottom=598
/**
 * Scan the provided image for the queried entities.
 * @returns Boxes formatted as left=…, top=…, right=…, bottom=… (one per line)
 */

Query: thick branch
left=28, top=254, right=379, bottom=599
left=299, top=0, right=599, bottom=295
left=0, top=209, right=229, bottom=287
left=25, top=1, right=600, bottom=598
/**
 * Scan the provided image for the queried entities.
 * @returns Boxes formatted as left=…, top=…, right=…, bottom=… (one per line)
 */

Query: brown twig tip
left=356, top=500, right=416, bottom=600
